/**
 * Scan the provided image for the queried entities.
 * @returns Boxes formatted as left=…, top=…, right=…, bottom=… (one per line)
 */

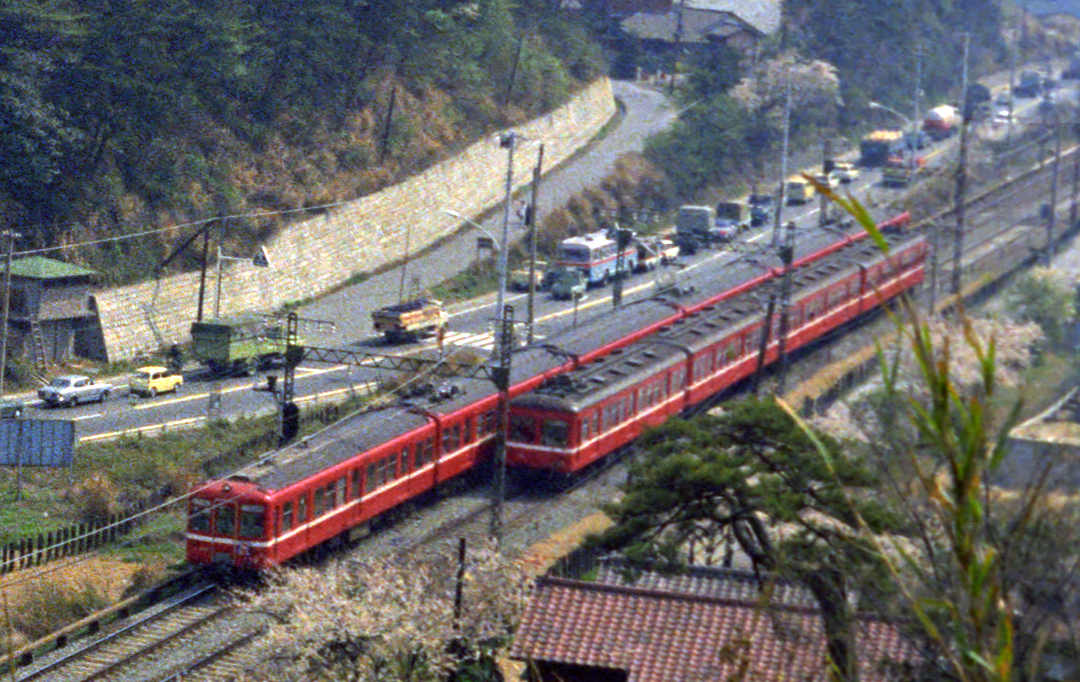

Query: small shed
left=3, top=256, right=107, bottom=368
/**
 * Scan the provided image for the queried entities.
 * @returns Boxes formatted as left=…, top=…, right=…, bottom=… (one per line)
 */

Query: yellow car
left=129, top=366, right=184, bottom=398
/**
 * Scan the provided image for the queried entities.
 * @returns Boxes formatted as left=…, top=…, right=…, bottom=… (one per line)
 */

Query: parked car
left=748, top=194, right=774, bottom=227
left=38, top=375, right=112, bottom=407
left=510, top=261, right=548, bottom=291
left=129, top=365, right=184, bottom=398
left=0, top=400, right=23, bottom=419
left=550, top=268, right=587, bottom=300
left=833, top=161, right=859, bottom=183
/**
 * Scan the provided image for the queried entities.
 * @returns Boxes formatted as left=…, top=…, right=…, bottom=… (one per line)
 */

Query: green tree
left=588, top=398, right=898, bottom=681
left=1003, top=267, right=1075, bottom=349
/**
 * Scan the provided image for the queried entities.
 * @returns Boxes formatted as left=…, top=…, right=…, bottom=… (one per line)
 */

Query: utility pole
left=0, top=231, right=18, bottom=401
left=1047, top=118, right=1061, bottom=265
left=775, top=221, right=796, bottom=396
left=1008, top=22, right=1017, bottom=145
left=526, top=144, right=544, bottom=344
left=773, top=78, right=792, bottom=246
left=490, top=304, right=513, bottom=548
left=952, top=32, right=970, bottom=297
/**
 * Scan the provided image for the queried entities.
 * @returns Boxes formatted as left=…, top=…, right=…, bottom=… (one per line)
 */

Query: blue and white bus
left=556, top=230, right=638, bottom=286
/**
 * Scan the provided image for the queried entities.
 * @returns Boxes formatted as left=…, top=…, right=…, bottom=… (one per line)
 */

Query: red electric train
left=504, top=226, right=927, bottom=475
left=185, top=215, right=921, bottom=570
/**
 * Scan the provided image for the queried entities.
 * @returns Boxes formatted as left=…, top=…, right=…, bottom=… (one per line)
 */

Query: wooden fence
left=0, top=504, right=146, bottom=574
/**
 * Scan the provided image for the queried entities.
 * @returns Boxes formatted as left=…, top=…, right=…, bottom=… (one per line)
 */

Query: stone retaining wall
left=94, top=78, right=617, bottom=361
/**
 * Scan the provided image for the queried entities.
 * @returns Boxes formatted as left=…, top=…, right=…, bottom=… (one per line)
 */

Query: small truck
left=634, top=236, right=679, bottom=272
left=372, top=298, right=448, bottom=344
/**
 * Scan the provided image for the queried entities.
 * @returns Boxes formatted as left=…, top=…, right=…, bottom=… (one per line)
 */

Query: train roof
left=513, top=230, right=922, bottom=413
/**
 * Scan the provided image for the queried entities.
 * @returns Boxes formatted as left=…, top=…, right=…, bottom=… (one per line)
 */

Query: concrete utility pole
left=525, top=144, right=544, bottom=345
left=775, top=221, right=796, bottom=397
left=773, top=77, right=792, bottom=246
left=952, top=32, right=970, bottom=298
left=1047, top=119, right=1061, bottom=265
left=0, top=231, right=19, bottom=401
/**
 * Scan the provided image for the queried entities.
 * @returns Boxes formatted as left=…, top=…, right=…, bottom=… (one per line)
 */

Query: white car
left=38, top=374, right=113, bottom=407
left=833, top=161, right=859, bottom=183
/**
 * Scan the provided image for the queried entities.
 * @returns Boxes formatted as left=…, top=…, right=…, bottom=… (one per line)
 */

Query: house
left=510, top=562, right=923, bottom=682
left=2, top=256, right=107, bottom=368
left=619, top=0, right=781, bottom=53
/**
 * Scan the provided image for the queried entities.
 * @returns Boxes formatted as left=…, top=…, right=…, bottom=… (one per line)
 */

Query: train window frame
left=282, top=501, right=294, bottom=533
left=443, top=423, right=462, bottom=453
left=239, top=503, right=266, bottom=539
left=189, top=499, right=211, bottom=533
left=213, top=503, right=236, bottom=536
left=314, top=488, right=325, bottom=517
left=541, top=419, right=569, bottom=447
left=510, top=413, right=535, bottom=443
left=416, top=437, right=435, bottom=467
left=479, top=410, right=498, bottom=437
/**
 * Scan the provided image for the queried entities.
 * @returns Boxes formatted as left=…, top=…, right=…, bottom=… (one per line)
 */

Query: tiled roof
left=594, top=560, right=819, bottom=608
left=9, top=256, right=97, bottom=280
left=511, top=577, right=922, bottom=682
left=683, top=0, right=781, bottom=35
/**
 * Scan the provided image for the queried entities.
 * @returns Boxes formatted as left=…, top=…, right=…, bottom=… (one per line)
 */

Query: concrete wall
left=95, top=78, right=617, bottom=361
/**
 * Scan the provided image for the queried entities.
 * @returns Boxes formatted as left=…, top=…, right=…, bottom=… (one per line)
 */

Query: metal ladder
left=28, top=318, right=47, bottom=376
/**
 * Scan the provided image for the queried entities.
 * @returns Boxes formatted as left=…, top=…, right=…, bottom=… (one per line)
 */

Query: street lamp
left=214, top=245, right=271, bottom=319
left=442, top=210, right=502, bottom=254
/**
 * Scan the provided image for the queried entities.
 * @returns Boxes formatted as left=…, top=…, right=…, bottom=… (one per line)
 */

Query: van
left=786, top=177, right=816, bottom=204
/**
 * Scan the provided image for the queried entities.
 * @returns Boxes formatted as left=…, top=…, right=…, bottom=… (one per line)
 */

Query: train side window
left=282, top=501, right=294, bottom=532
left=672, top=367, right=685, bottom=390
left=510, top=414, right=535, bottom=443
left=581, top=415, right=592, bottom=442
left=239, top=504, right=266, bottom=538
left=443, top=424, right=462, bottom=452
left=298, top=495, right=308, bottom=523
left=327, top=482, right=338, bottom=510
left=337, top=476, right=347, bottom=503
left=352, top=469, right=362, bottom=500
left=189, top=499, right=211, bottom=533
left=416, top=437, right=435, bottom=467
left=541, top=419, right=569, bottom=447
left=464, top=417, right=474, bottom=443
left=314, top=488, right=325, bottom=517
left=479, top=411, right=497, bottom=437
left=213, top=503, right=236, bottom=536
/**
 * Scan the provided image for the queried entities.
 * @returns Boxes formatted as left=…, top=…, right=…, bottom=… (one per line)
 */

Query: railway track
left=15, top=582, right=269, bottom=682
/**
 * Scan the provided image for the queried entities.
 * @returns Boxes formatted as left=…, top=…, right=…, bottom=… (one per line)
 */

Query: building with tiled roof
left=511, top=572, right=924, bottom=682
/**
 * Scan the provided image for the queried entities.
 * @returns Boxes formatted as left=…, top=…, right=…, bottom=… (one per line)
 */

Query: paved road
left=298, top=80, right=679, bottom=348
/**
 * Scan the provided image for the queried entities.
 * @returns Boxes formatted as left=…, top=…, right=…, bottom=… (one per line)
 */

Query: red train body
left=504, top=226, right=927, bottom=475
left=186, top=216, right=923, bottom=570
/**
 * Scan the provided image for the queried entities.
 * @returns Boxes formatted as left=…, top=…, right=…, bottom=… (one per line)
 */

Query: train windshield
left=213, top=503, right=236, bottom=536
left=189, top=499, right=211, bottom=533
left=541, top=419, right=569, bottom=447
left=239, top=503, right=266, bottom=538
left=510, top=414, right=536, bottom=443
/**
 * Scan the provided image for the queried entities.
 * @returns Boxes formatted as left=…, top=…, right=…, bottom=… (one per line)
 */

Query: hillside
left=0, top=0, right=605, bottom=284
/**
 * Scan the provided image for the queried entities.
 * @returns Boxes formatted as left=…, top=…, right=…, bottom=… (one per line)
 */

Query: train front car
left=186, top=478, right=273, bottom=571
left=507, top=343, right=690, bottom=476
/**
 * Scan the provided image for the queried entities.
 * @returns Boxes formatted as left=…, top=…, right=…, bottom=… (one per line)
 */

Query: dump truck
left=191, top=317, right=290, bottom=376
left=859, top=130, right=904, bottom=167
left=372, top=298, right=447, bottom=344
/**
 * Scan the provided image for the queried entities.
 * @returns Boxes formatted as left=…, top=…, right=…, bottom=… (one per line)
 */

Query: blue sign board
left=0, top=420, right=76, bottom=467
